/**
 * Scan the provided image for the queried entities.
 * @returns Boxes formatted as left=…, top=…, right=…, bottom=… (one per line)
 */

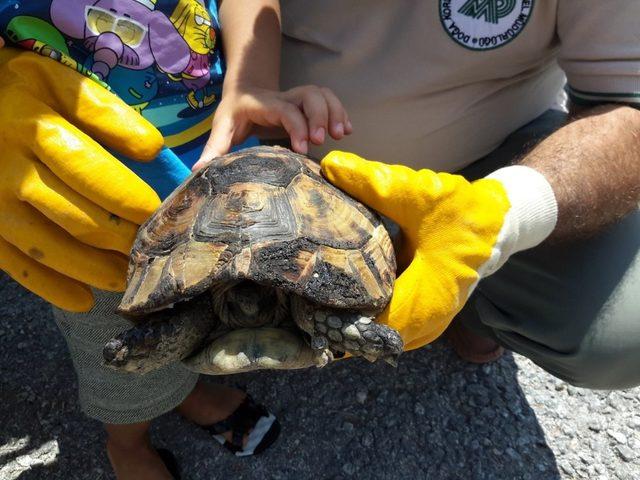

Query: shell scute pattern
left=135, top=174, right=210, bottom=258
left=195, top=184, right=298, bottom=246
left=286, top=173, right=373, bottom=250
left=119, top=146, right=395, bottom=315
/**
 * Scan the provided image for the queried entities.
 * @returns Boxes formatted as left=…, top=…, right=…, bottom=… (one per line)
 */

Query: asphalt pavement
left=1, top=274, right=638, bottom=480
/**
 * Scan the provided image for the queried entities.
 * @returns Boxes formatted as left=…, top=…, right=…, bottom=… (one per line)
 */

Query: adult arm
left=218, top=0, right=282, bottom=91
left=520, top=104, right=640, bottom=241
left=532, top=0, right=640, bottom=239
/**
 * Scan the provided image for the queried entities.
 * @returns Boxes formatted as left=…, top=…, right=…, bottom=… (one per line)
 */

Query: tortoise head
left=210, top=281, right=289, bottom=329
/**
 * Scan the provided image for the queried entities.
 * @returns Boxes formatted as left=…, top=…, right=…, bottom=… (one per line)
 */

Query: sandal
left=201, top=395, right=280, bottom=457
left=157, top=448, right=181, bottom=480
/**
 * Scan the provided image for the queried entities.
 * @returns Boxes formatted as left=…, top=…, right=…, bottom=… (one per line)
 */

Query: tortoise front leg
left=290, top=296, right=404, bottom=366
left=103, top=294, right=216, bottom=374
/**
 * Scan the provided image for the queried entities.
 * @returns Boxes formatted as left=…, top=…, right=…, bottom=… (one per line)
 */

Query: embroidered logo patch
left=439, top=0, right=534, bottom=51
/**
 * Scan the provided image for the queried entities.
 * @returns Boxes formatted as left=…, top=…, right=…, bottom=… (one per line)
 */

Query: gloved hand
left=0, top=48, right=163, bottom=312
left=321, top=151, right=558, bottom=350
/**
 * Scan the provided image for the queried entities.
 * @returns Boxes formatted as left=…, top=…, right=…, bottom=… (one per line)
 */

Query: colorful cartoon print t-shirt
left=0, top=0, right=233, bottom=198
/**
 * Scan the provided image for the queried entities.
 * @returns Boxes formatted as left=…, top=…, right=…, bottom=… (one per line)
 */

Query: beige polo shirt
left=280, top=0, right=640, bottom=171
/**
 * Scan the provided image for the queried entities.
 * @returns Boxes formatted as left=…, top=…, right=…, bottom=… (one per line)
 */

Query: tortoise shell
left=118, top=146, right=396, bottom=316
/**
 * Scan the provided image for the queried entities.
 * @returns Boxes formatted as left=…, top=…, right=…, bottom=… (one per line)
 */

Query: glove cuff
left=480, top=165, right=558, bottom=276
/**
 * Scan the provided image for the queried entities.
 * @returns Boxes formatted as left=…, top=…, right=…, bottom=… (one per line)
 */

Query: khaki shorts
left=54, top=290, right=199, bottom=424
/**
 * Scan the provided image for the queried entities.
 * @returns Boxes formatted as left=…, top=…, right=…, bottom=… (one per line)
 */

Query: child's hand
left=193, top=85, right=352, bottom=170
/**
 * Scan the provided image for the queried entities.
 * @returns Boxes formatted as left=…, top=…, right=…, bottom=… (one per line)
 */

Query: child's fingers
left=321, top=88, right=351, bottom=139
left=195, top=115, right=236, bottom=171
left=344, top=114, right=353, bottom=135
left=298, top=87, right=328, bottom=145
left=271, top=100, right=309, bottom=154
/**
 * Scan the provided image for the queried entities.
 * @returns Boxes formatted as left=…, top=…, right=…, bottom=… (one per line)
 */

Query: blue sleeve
left=117, top=147, right=192, bottom=201
left=116, top=137, right=260, bottom=201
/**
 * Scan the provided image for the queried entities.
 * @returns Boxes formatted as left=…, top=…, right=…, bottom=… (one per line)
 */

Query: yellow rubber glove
left=0, top=48, right=163, bottom=312
left=321, top=151, right=558, bottom=351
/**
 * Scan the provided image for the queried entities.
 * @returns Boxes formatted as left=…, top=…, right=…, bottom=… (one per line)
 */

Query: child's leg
left=53, top=290, right=198, bottom=478
left=106, top=421, right=174, bottom=480
left=53, top=290, right=198, bottom=424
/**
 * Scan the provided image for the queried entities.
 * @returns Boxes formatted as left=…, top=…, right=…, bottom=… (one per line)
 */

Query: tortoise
left=103, top=146, right=403, bottom=375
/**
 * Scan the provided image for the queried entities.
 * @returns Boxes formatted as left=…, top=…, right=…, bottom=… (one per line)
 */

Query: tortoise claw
left=362, top=353, right=378, bottom=363
left=383, top=355, right=399, bottom=368
left=313, top=349, right=334, bottom=368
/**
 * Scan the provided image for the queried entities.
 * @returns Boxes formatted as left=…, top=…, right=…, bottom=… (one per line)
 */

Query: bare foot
left=106, top=423, right=173, bottom=480
left=177, top=382, right=248, bottom=445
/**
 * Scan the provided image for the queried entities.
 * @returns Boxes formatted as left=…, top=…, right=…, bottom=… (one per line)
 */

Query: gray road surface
left=1, top=274, right=639, bottom=480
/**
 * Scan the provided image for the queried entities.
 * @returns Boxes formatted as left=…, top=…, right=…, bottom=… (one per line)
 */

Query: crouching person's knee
left=469, top=288, right=640, bottom=390
left=536, top=339, right=640, bottom=391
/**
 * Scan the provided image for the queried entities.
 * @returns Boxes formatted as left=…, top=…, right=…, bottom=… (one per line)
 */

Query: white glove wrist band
left=479, top=165, right=558, bottom=277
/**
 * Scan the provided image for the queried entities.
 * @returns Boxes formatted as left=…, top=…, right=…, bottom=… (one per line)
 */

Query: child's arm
left=218, top=0, right=281, bottom=93
left=194, top=0, right=351, bottom=170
